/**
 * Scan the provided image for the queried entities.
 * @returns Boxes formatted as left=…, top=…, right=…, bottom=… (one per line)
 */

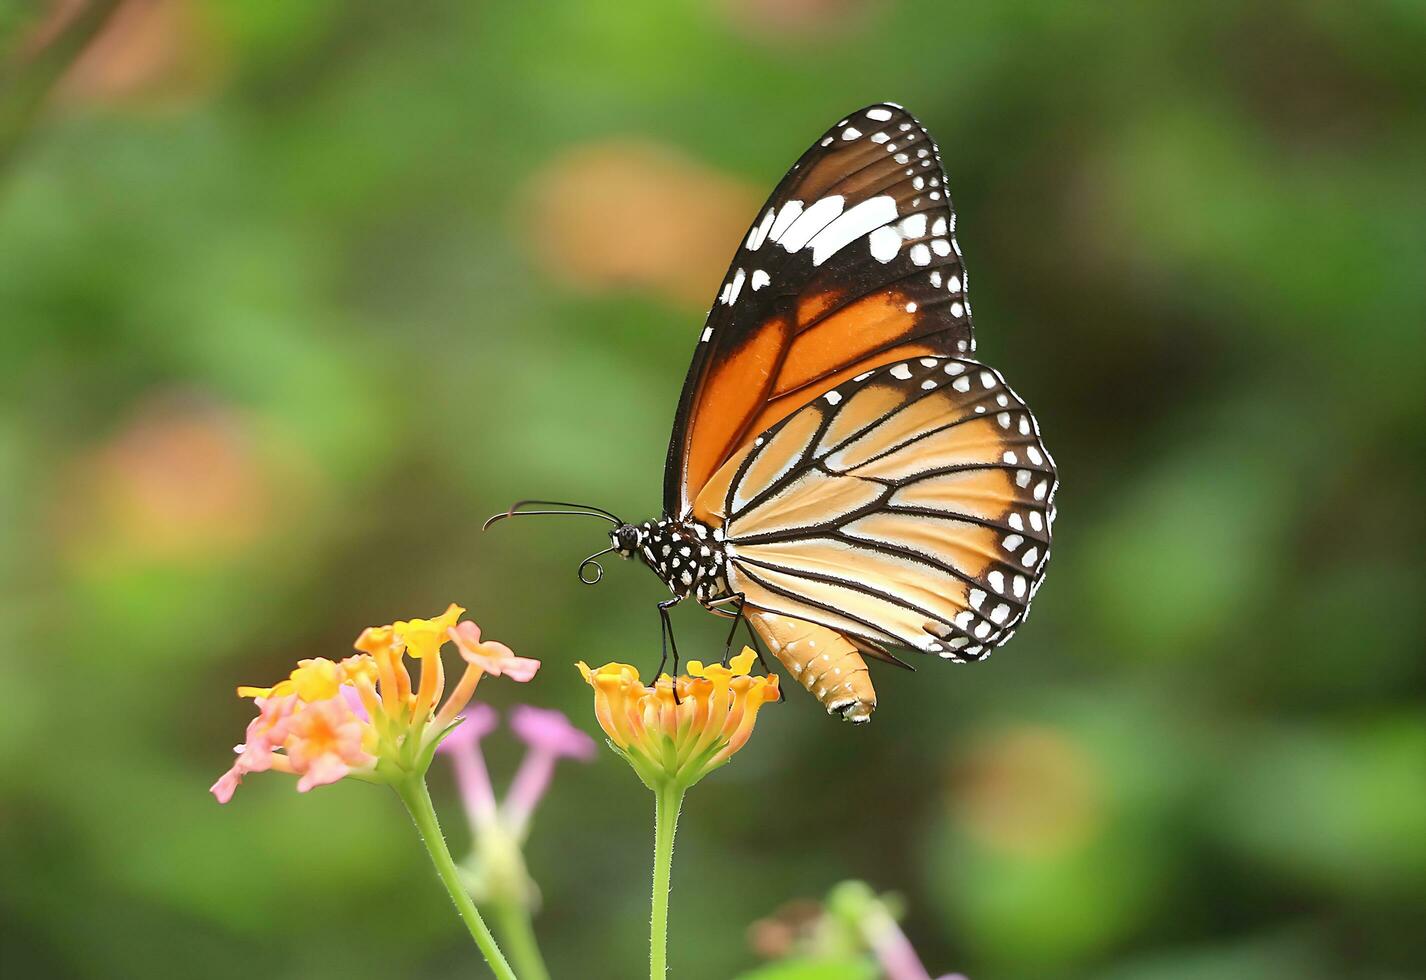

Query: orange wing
left=664, top=103, right=975, bottom=517
left=701, top=355, right=1058, bottom=671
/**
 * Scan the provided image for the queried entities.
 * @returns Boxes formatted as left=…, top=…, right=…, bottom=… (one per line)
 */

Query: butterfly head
left=610, top=522, right=647, bottom=559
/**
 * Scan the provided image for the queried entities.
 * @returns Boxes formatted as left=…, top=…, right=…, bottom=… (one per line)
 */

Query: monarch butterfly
left=489, top=103, right=1057, bottom=723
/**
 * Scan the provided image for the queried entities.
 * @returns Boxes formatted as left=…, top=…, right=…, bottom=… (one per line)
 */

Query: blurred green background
left=3, top=1, right=1425, bottom=978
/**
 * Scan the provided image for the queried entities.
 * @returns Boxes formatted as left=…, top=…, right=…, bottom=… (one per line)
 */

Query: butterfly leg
left=719, top=596, right=746, bottom=664
left=706, top=594, right=785, bottom=701
left=703, top=593, right=750, bottom=663
left=656, top=597, right=683, bottom=699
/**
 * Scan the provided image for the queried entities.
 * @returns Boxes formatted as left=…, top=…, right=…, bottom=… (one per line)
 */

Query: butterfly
left=489, top=103, right=1058, bottom=723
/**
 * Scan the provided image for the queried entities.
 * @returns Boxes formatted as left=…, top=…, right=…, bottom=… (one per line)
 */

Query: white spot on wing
left=809, top=196, right=898, bottom=266
left=868, top=225, right=901, bottom=263
left=719, top=268, right=746, bottom=306
left=747, top=208, right=777, bottom=250
left=768, top=200, right=804, bottom=243
left=866, top=107, right=893, bottom=121
left=778, top=196, right=845, bottom=252
left=899, top=213, right=927, bottom=239
left=750, top=269, right=771, bottom=291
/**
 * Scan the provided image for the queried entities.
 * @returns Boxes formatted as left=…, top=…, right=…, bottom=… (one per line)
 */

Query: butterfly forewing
left=665, top=104, right=976, bottom=517
left=707, top=356, right=1057, bottom=662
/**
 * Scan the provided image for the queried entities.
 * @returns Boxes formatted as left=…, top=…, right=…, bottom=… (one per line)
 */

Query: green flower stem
left=397, top=777, right=517, bottom=980
left=492, top=898, right=551, bottom=980
left=650, top=781, right=686, bottom=979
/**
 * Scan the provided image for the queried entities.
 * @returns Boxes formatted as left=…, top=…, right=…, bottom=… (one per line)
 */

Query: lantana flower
left=577, top=646, right=781, bottom=979
left=577, top=646, right=779, bottom=792
left=505, top=705, right=596, bottom=837
left=211, top=604, right=540, bottom=980
left=212, top=604, right=540, bottom=802
left=434, top=702, right=595, bottom=980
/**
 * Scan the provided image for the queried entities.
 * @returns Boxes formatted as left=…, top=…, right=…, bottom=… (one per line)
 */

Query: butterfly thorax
left=611, top=517, right=731, bottom=603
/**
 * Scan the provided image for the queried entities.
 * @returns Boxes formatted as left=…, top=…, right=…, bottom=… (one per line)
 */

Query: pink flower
left=209, top=694, right=298, bottom=803
left=210, top=768, right=243, bottom=805
left=503, top=705, right=596, bottom=837
left=283, top=695, right=375, bottom=793
left=436, top=703, right=501, bottom=829
left=449, top=622, right=542, bottom=681
left=510, top=705, right=596, bottom=761
left=437, top=701, right=500, bottom=755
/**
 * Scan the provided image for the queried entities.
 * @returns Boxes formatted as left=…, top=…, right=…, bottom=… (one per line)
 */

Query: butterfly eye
left=616, top=524, right=638, bottom=556
left=606, top=525, right=636, bottom=557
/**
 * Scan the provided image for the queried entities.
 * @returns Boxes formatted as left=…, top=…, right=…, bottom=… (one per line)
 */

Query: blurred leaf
left=1212, top=716, right=1426, bottom=896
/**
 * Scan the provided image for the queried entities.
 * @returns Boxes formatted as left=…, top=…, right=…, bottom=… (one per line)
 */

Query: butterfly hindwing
left=664, top=104, right=976, bottom=517
left=705, top=355, right=1057, bottom=662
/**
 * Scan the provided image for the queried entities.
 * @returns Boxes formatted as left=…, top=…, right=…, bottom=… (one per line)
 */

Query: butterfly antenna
left=482, top=498, right=623, bottom=531
left=578, top=545, right=618, bottom=585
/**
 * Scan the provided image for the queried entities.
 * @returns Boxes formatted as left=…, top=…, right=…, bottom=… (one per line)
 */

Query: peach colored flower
left=576, top=648, right=778, bottom=791
left=212, top=606, right=538, bottom=802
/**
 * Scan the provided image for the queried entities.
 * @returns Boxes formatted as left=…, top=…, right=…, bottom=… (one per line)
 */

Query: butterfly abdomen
left=749, top=610, right=876, bottom=723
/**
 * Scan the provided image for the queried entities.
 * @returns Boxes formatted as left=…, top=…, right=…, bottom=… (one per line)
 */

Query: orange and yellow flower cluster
left=577, top=648, right=779, bottom=791
left=213, top=604, right=539, bottom=802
